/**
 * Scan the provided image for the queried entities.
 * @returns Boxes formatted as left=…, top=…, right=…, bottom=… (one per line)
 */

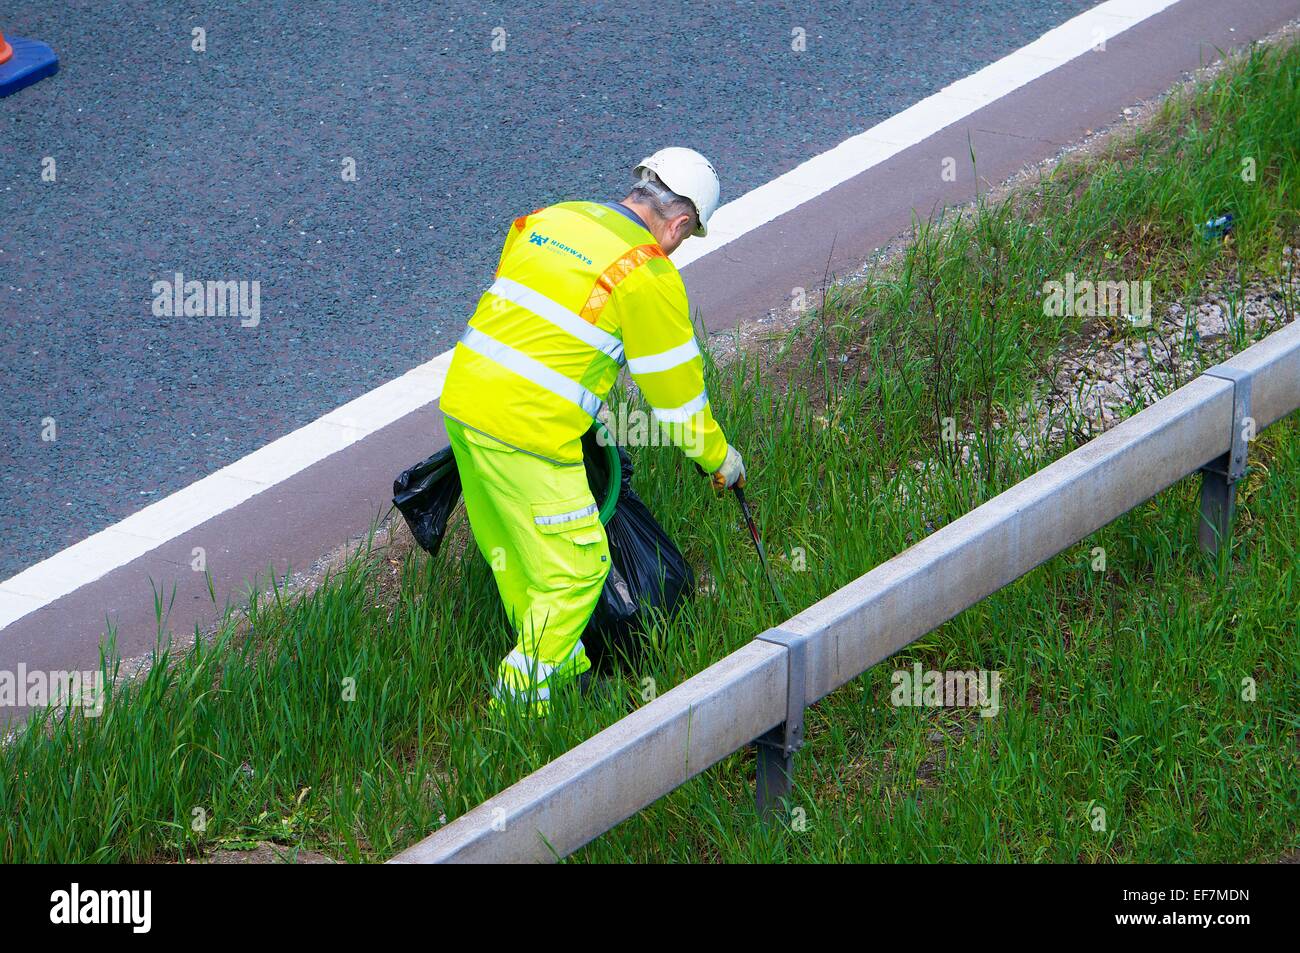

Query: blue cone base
left=0, top=36, right=59, bottom=98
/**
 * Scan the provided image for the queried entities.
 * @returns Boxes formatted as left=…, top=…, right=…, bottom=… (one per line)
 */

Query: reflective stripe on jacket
left=439, top=200, right=728, bottom=471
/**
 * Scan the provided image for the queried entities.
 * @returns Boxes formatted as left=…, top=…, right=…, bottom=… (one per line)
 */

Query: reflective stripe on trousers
left=492, top=679, right=550, bottom=702
left=534, top=503, right=598, bottom=526
left=493, top=642, right=587, bottom=696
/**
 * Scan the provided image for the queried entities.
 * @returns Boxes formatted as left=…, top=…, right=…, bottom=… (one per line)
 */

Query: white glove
left=711, top=445, right=746, bottom=490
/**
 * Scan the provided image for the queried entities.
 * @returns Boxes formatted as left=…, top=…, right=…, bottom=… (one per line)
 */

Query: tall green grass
left=1, top=40, right=1296, bottom=863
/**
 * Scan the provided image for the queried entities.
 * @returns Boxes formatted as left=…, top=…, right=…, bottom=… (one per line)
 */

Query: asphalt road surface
left=0, top=0, right=1101, bottom=578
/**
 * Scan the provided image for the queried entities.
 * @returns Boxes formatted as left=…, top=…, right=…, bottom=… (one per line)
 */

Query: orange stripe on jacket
left=579, top=244, right=667, bottom=324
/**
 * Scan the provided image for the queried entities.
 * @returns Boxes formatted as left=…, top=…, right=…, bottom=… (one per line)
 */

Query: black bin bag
left=580, top=427, right=695, bottom=672
left=392, top=445, right=462, bottom=559
left=393, top=426, right=694, bottom=671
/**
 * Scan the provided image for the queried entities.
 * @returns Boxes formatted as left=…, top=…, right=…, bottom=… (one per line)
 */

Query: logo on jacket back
left=525, top=230, right=593, bottom=266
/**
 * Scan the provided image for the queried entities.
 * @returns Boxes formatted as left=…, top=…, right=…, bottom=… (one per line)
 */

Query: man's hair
left=625, top=173, right=698, bottom=230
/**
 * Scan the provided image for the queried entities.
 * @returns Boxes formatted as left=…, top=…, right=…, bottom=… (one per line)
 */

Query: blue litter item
left=0, top=35, right=59, bottom=98
left=1197, top=213, right=1234, bottom=240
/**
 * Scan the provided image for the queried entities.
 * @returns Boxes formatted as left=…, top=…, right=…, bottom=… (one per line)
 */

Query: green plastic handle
left=592, top=420, right=622, bottom=526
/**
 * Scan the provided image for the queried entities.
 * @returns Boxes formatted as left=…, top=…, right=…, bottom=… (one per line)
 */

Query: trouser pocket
left=568, top=527, right=608, bottom=577
left=531, top=496, right=607, bottom=578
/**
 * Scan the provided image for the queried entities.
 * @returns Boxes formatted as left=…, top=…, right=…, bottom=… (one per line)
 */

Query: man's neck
left=617, top=199, right=659, bottom=240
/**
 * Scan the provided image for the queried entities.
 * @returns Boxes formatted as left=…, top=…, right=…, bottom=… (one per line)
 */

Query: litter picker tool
left=733, top=485, right=793, bottom=618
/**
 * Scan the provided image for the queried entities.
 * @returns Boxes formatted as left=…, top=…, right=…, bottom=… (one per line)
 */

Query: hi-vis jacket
left=440, top=200, right=728, bottom=472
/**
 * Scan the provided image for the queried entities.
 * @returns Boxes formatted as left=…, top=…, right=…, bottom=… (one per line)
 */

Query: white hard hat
left=633, top=147, right=720, bottom=237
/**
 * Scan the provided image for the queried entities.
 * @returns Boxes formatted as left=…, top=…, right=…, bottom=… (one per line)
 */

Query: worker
left=440, top=147, right=746, bottom=716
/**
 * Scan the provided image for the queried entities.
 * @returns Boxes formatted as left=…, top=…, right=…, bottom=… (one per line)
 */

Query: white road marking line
left=0, top=351, right=452, bottom=629
left=670, top=0, right=1181, bottom=269
left=0, top=0, right=1184, bottom=630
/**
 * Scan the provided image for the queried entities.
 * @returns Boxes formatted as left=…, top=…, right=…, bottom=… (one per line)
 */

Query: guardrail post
left=1198, top=365, right=1253, bottom=557
left=753, top=628, right=808, bottom=821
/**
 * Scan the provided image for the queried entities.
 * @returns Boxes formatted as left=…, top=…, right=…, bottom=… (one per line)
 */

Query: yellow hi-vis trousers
left=445, top=415, right=609, bottom=715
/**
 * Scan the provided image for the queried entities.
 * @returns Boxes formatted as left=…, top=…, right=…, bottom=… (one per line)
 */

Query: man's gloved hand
left=711, top=445, right=746, bottom=490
